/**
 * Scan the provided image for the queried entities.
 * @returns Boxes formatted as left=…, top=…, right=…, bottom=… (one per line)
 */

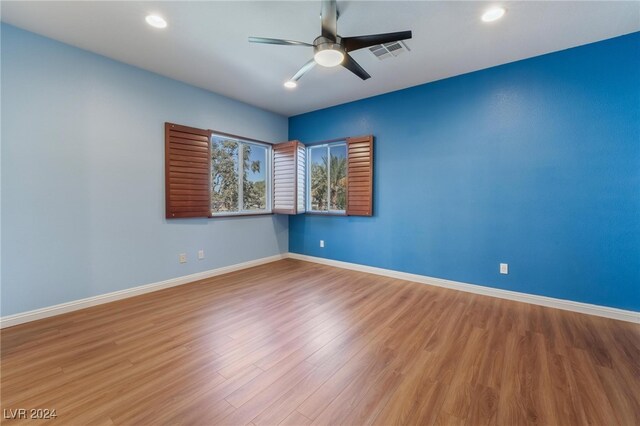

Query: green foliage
left=331, top=155, right=347, bottom=210
left=211, top=140, right=239, bottom=212
left=311, top=154, right=347, bottom=211
left=242, top=145, right=266, bottom=210
left=310, top=159, right=327, bottom=210
left=211, top=140, right=266, bottom=212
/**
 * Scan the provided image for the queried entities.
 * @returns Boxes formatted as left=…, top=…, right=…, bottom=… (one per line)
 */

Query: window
left=165, top=122, right=372, bottom=219
left=307, top=142, right=347, bottom=214
left=211, top=134, right=271, bottom=215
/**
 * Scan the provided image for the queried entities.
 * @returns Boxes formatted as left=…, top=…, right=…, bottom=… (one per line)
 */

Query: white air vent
left=369, top=40, right=410, bottom=60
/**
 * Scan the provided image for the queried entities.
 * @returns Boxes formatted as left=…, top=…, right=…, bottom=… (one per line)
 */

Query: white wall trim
left=286, top=253, right=640, bottom=324
left=0, top=254, right=287, bottom=329
left=3, top=252, right=637, bottom=328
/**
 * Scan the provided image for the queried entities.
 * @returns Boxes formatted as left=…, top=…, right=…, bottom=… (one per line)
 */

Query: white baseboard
left=287, top=253, right=640, bottom=324
left=0, top=253, right=287, bottom=329
left=3, top=252, right=638, bottom=328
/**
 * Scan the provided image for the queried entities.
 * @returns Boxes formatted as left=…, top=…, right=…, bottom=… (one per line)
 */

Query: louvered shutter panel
left=346, top=135, right=373, bottom=216
left=165, top=123, right=211, bottom=219
left=296, top=143, right=306, bottom=214
left=273, top=140, right=305, bottom=214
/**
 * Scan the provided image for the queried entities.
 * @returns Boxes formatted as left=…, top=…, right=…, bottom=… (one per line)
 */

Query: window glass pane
left=243, top=144, right=267, bottom=210
left=329, top=144, right=347, bottom=211
left=211, top=137, right=239, bottom=213
left=309, top=147, right=328, bottom=211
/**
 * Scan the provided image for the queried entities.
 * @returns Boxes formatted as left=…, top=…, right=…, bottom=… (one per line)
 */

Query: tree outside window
left=308, top=143, right=347, bottom=213
left=211, top=135, right=270, bottom=215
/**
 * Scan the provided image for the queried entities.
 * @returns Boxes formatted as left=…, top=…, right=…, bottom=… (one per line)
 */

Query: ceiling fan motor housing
left=314, top=36, right=345, bottom=53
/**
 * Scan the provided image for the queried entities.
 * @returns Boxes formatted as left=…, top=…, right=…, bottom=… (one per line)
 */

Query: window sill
left=209, top=212, right=273, bottom=218
left=305, top=212, right=347, bottom=217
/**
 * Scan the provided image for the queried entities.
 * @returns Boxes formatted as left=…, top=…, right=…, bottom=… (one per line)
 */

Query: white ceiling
left=2, top=1, right=639, bottom=116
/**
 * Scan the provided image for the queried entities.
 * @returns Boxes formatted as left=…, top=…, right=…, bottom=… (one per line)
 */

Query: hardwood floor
left=1, top=259, right=638, bottom=425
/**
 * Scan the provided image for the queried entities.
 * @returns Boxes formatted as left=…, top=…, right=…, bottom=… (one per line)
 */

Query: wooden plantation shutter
left=346, top=135, right=374, bottom=216
left=273, top=140, right=305, bottom=214
left=296, top=142, right=306, bottom=213
left=165, top=123, right=211, bottom=219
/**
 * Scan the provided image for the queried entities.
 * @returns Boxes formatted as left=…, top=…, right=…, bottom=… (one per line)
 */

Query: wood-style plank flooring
left=1, top=259, right=639, bottom=425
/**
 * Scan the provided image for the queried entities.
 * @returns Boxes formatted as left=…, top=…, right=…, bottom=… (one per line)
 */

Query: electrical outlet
left=500, top=263, right=508, bottom=274
left=179, top=253, right=187, bottom=264
left=198, top=250, right=205, bottom=260
left=320, top=240, right=325, bottom=248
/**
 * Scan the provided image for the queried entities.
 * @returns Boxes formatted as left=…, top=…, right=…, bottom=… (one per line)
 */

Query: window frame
left=210, top=132, right=272, bottom=217
left=306, top=141, right=348, bottom=215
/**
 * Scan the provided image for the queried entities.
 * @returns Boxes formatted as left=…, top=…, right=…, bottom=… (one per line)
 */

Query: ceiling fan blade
left=290, top=59, right=317, bottom=82
left=320, top=0, right=338, bottom=41
left=342, top=30, right=412, bottom=52
left=342, top=54, right=371, bottom=80
left=248, top=37, right=312, bottom=47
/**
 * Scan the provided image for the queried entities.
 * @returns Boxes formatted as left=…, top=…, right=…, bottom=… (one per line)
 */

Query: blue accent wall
left=1, top=24, right=289, bottom=316
left=289, top=32, right=640, bottom=311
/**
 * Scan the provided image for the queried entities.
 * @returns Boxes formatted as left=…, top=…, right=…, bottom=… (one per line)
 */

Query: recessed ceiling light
left=145, top=15, right=167, bottom=29
left=284, top=80, right=297, bottom=89
left=481, top=7, right=506, bottom=23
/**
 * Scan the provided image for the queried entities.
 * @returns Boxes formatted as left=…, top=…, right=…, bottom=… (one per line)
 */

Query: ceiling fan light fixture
left=313, top=39, right=345, bottom=67
left=314, top=49, right=344, bottom=67
left=284, top=80, right=297, bottom=89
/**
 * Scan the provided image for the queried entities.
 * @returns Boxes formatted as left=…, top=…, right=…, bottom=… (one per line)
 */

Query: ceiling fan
left=248, top=0, right=412, bottom=87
